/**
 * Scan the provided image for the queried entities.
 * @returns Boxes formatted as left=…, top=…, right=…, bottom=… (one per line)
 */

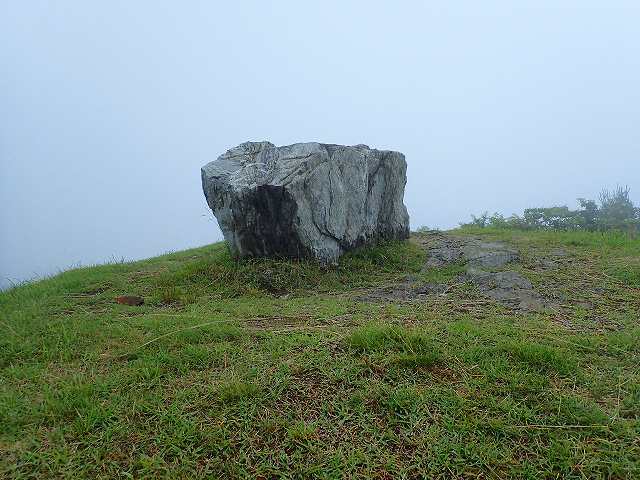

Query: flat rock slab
left=423, top=234, right=519, bottom=269
left=362, top=232, right=553, bottom=312
left=421, top=232, right=550, bottom=312
left=461, top=269, right=547, bottom=312
left=201, top=141, right=410, bottom=263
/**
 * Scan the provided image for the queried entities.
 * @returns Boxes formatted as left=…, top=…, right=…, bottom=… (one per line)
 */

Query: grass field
left=1, top=229, right=639, bottom=478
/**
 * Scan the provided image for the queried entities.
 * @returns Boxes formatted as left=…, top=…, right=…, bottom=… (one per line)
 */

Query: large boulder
left=201, top=141, right=410, bottom=263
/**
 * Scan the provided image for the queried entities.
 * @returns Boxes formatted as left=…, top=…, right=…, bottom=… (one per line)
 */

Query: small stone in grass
left=115, top=295, right=144, bottom=306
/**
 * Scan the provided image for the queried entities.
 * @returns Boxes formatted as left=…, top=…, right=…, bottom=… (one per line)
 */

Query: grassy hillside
left=1, top=230, right=639, bottom=478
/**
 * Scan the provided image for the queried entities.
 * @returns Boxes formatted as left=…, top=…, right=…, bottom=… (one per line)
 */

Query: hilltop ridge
left=1, top=229, right=639, bottom=478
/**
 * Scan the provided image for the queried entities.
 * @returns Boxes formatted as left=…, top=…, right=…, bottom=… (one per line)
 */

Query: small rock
left=115, top=295, right=144, bottom=306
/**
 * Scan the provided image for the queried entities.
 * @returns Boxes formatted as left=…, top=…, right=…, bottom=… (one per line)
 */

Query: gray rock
left=201, top=141, right=410, bottom=263
left=423, top=235, right=518, bottom=269
left=462, top=270, right=547, bottom=312
left=417, top=232, right=553, bottom=312
left=463, top=241, right=519, bottom=268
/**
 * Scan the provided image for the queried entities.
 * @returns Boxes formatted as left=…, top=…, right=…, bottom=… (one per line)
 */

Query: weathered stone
left=462, top=270, right=547, bottom=312
left=201, top=141, right=410, bottom=263
left=463, top=242, right=519, bottom=268
left=414, top=232, right=554, bottom=312
left=422, top=234, right=519, bottom=269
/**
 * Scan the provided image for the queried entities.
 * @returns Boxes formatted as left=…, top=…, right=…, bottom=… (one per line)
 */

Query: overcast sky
left=1, top=1, right=639, bottom=288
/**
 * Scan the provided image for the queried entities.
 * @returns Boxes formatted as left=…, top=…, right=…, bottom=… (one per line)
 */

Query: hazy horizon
left=2, top=1, right=639, bottom=288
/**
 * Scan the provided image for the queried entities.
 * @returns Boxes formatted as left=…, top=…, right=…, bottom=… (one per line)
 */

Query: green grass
left=1, top=232, right=639, bottom=478
left=458, top=226, right=640, bottom=255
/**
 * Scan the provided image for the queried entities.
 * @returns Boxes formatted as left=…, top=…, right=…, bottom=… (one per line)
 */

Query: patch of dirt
left=361, top=232, right=557, bottom=312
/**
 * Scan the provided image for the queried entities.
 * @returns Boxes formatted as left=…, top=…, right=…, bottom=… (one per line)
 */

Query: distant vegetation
left=462, top=186, right=639, bottom=234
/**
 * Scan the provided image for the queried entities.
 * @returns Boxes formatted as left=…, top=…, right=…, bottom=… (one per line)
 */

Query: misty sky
left=1, top=1, right=639, bottom=288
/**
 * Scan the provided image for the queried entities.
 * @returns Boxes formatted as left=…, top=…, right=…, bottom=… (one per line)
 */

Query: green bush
left=462, top=186, right=639, bottom=234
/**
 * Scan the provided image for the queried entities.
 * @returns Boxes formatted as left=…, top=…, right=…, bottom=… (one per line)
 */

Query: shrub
left=461, top=185, right=639, bottom=234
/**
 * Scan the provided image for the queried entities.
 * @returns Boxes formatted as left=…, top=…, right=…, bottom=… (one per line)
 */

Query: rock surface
left=362, top=232, right=554, bottom=312
left=422, top=232, right=549, bottom=312
left=202, top=141, right=410, bottom=263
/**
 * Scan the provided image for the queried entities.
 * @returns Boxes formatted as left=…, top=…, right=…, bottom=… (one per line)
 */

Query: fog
left=1, top=1, right=639, bottom=288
